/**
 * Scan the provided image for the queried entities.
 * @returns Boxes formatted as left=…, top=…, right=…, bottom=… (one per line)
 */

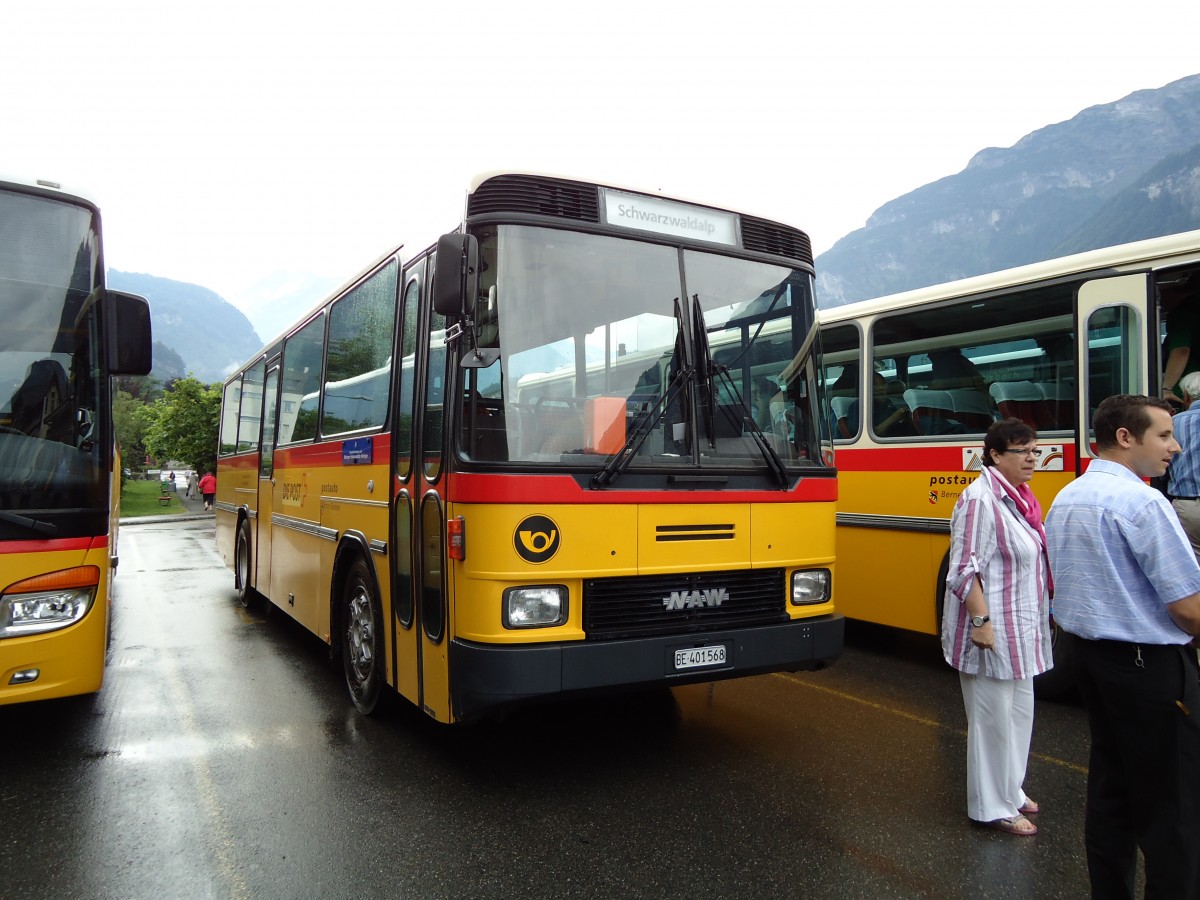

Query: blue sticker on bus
left=343, top=437, right=373, bottom=465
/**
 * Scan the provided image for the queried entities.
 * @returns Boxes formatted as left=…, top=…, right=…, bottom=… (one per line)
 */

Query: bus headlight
left=1, top=566, right=99, bottom=638
left=503, top=585, right=567, bottom=628
left=790, top=569, right=831, bottom=605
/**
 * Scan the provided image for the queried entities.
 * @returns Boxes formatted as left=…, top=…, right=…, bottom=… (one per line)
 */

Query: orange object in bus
left=585, top=397, right=626, bottom=454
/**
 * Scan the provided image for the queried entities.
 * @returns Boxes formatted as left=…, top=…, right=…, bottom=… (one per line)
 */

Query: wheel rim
left=236, top=529, right=250, bottom=593
left=346, top=584, right=375, bottom=688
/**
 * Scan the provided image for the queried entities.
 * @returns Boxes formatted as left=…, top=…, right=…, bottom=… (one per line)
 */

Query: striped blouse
left=941, top=466, right=1052, bottom=679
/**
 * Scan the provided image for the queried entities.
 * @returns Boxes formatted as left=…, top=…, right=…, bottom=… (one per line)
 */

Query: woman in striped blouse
left=941, top=418, right=1053, bottom=836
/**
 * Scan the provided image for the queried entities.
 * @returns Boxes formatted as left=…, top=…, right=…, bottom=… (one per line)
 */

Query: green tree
left=112, top=389, right=156, bottom=471
left=143, top=377, right=221, bottom=475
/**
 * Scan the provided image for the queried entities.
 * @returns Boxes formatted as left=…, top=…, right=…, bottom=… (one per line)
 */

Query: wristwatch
left=970, top=614, right=990, bottom=627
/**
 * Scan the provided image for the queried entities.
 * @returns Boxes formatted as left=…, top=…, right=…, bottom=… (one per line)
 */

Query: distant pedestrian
left=186, top=470, right=198, bottom=499
left=942, top=418, right=1052, bottom=837
left=198, top=471, right=216, bottom=512
left=1046, top=394, right=1200, bottom=898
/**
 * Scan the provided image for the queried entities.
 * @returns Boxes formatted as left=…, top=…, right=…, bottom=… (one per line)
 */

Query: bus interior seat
left=903, top=388, right=955, bottom=435
left=830, top=396, right=856, bottom=438
left=989, top=381, right=1051, bottom=430
left=1036, top=381, right=1075, bottom=430
left=946, top=389, right=996, bottom=432
left=534, top=401, right=584, bottom=455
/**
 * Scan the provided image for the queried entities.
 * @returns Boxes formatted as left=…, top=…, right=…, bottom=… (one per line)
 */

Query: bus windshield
left=461, top=224, right=824, bottom=473
left=0, top=189, right=105, bottom=533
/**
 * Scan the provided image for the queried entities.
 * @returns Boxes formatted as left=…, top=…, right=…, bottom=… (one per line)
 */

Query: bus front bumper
left=449, top=613, right=844, bottom=721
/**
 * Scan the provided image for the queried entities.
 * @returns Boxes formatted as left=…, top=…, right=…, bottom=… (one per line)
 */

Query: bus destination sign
left=343, top=437, right=373, bottom=465
left=601, top=189, right=738, bottom=247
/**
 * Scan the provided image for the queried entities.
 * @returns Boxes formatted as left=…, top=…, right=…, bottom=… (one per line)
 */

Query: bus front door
left=1075, top=273, right=1150, bottom=471
left=256, top=365, right=280, bottom=600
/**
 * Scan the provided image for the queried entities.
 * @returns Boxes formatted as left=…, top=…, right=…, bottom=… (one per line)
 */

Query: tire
left=934, top=552, right=950, bottom=636
left=341, top=555, right=384, bottom=715
left=234, top=519, right=256, bottom=608
left=1034, top=624, right=1078, bottom=700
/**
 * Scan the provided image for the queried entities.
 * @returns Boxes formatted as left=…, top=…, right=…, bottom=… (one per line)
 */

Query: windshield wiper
left=0, top=509, right=59, bottom=536
left=691, top=296, right=716, bottom=450
left=692, top=296, right=789, bottom=488
left=591, top=297, right=693, bottom=489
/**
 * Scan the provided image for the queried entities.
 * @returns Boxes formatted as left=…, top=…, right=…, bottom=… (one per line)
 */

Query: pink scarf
left=987, top=466, right=1054, bottom=596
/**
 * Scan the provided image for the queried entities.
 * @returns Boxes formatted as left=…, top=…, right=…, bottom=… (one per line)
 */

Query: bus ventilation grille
left=583, top=568, right=786, bottom=640
left=655, top=523, right=735, bottom=542
left=741, top=216, right=813, bottom=264
left=468, top=174, right=601, bottom=223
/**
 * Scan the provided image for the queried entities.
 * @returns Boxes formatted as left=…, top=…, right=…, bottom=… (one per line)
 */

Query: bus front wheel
left=235, top=519, right=256, bottom=608
left=341, top=556, right=383, bottom=715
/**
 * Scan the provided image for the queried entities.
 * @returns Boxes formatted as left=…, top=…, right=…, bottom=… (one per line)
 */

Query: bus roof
left=0, top=174, right=100, bottom=211
left=819, top=228, right=1200, bottom=323
left=465, top=169, right=796, bottom=232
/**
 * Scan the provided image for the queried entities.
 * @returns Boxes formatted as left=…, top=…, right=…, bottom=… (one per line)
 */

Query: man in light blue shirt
left=1046, top=394, right=1200, bottom=900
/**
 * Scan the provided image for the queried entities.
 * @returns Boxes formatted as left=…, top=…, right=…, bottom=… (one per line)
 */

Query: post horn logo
left=515, top=515, right=560, bottom=564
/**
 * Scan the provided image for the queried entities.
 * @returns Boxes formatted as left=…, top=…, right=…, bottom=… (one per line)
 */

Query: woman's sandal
left=1018, top=799, right=1039, bottom=815
left=987, top=814, right=1038, bottom=836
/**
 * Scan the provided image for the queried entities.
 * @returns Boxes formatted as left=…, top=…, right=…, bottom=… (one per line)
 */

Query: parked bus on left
left=0, top=176, right=152, bottom=705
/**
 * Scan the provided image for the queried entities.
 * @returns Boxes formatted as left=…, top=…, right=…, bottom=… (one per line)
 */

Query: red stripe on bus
left=447, top=472, right=837, bottom=504
left=833, top=444, right=1078, bottom=471
left=271, top=433, right=394, bottom=469
left=220, top=454, right=260, bottom=471
left=0, top=536, right=106, bottom=555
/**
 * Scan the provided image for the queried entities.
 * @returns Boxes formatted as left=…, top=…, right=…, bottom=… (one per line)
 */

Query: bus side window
left=820, top=323, right=860, bottom=442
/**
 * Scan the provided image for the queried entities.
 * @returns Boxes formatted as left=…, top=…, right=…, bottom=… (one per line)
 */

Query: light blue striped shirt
left=1046, top=459, right=1200, bottom=644
left=1168, top=404, right=1200, bottom=497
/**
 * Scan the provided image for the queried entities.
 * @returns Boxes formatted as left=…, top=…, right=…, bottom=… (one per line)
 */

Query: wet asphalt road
left=1, top=517, right=1106, bottom=899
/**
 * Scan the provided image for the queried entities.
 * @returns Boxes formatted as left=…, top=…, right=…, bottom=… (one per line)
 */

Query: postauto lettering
left=929, top=474, right=975, bottom=487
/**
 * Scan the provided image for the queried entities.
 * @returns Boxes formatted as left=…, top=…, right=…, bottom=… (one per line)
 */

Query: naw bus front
left=427, top=181, right=842, bottom=720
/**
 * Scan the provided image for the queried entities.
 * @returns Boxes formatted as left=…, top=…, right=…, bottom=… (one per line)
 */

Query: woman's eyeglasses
left=1002, top=446, right=1041, bottom=458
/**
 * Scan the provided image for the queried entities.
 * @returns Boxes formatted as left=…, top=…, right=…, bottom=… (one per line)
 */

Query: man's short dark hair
left=982, top=417, right=1037, bottom=466
left=1092, top=394, right=1174, bottom=449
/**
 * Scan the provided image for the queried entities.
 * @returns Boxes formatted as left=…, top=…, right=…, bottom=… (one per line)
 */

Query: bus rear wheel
left=341, top=556, right=383, bottom=715
left=1034, top=623, right=1077, bottom=700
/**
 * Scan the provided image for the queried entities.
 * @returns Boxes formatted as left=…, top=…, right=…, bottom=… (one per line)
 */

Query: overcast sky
left=6, top=1, right=1199, bottom=325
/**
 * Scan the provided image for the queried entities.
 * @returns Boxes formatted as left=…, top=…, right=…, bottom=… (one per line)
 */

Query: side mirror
left=107, top=290, right=153, bottom=375
left=433, top=233, right=479, bottom=318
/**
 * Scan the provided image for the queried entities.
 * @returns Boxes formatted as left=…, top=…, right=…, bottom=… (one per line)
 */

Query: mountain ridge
left=816, top=73, right=1200, bottom=306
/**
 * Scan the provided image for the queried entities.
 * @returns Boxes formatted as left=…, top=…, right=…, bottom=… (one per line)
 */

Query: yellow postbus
left=0, top=176, right=152, bottom=704
left=216, top=171, right=842, bottom=723
left=818, top=229, right=1200, bottom=695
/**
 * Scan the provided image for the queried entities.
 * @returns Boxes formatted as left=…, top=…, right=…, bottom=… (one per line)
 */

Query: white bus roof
left=0, top=174, right=100, bottom=208
left=819, top=228, right=1200, bottom=323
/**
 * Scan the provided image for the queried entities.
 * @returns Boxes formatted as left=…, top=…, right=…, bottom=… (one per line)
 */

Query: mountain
left=816, top=74, right=1200, bottom=307
left=235, top=271, right=339, bottom=345
left=107, top=270, right=263, bottom=385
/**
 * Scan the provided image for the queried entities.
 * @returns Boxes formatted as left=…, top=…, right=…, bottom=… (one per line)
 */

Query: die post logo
left=515, top=515, right=560, bottom=564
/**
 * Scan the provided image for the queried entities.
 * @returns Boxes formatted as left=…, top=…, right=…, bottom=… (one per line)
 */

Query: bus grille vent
left=655, top=523, right=735, bottom=542
left=583, top=568, right=786, bottom=640
left=468, top=174, right=601, bottom=222
left=741, top=216, right=813, bottom=264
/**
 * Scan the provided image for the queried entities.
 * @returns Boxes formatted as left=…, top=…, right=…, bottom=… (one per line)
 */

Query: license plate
left=674, top=645, right=727, bottom=670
